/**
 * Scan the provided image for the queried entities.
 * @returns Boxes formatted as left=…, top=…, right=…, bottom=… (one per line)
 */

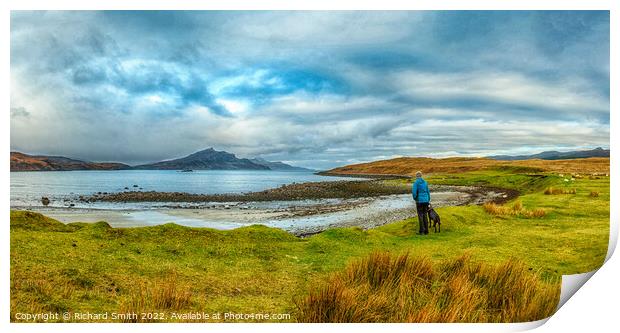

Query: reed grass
left=296, top=251, right=559, bottom=323
left=483, top=200, right=547, bottom=218
left=118, top=271, right=193, bottom=322
left=544, top=187, right=577, bottom=195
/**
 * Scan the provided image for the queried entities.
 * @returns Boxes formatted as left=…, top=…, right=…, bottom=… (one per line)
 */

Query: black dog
left=428, top=204, right=441, bottom=233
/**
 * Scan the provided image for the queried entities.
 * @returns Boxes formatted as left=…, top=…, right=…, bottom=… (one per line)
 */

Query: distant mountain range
left=132, top=148, right=268, bottom=170
left=249, top=157, right=310, bottom=171
left=10, top=148, right=311, bottom=172
left=488, top=147, right=609, bottom=161
left=12, top=147, right=606, bottom=172
left=10, top=152, right=130, bottom=171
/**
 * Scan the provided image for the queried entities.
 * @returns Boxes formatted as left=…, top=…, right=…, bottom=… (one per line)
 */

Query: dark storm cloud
left=10, top=11, right=609, bottom=169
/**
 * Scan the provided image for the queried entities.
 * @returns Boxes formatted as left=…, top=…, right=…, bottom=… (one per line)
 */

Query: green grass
left=426, top=167, right=563, bottom=194
left=385, top=166, right=563, bottom=194
left=10, top=171, right=609, bottom=322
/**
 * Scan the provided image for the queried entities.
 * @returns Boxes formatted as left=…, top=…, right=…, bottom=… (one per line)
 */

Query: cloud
left=10, top=11, right=610, bottom=169
left=10, top=107, right=30, bottom=118
left=393, top=70, right=609, bottom=115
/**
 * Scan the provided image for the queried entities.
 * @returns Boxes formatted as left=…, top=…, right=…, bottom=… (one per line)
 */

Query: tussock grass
left=590, top=191, right=599, bottom=197
left=483, top=200, right=547, bottom=218
left=295, top=252, right=559, bottom=323
left=523, top=208, right=547, bottom=218
left=119, top=272, right=192, bottom=322
left=512, top=200, right=523, bottom=211
left=544, top=187, right=576, bottom=195
left=10, top=275, right=75, bottom=316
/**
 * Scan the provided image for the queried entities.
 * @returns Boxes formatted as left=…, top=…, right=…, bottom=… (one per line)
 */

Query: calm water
left=10, top=170, right=358, bottom=208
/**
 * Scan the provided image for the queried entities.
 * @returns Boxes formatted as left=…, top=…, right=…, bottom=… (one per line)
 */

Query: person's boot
left=417, top=225, right=425, bottom=235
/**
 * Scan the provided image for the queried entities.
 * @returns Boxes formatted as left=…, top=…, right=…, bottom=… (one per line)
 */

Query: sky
left=10, top=11, right=610, bottom=169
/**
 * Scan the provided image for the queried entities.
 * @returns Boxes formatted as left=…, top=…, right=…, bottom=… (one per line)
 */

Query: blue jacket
left=412, top=178, right=430, bottom=203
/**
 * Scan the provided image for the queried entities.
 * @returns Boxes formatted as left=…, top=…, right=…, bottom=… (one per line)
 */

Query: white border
left=2, top=1, right=617, bottom=333
left=1, top=0, right=616, bottom=10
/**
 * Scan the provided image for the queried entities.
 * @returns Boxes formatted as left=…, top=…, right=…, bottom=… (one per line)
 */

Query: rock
left=124, top=187, right=129, bottom=190
left=41, top=197, right=50, bottom=206
left=133, top=184, right=138, bottom=187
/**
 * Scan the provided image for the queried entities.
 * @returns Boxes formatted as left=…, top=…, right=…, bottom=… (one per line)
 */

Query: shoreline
left=315, top=171, right=412, bottom=179
left=13, top=184, right=516, bottom=236
left=81, top=179, right=517, bottom=205
left=83, top=179, right=412, bottom=203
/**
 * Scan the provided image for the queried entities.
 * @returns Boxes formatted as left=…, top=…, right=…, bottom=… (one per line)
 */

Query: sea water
left=10, top=169, right=359, bottom=208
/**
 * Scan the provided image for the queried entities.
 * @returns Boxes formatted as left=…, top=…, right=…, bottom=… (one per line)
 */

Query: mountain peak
left=193, top=147, right=217, bottom=155
left=134, top=148, right=267, bottom=170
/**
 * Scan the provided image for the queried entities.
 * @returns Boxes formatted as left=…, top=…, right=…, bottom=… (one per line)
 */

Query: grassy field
left=325, top=156, right=610, bottom=176
left=10, top=166, right=609, bottom=322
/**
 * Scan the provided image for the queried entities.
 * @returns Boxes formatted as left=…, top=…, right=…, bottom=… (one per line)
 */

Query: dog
left=428, top=204, right=441, bottom=233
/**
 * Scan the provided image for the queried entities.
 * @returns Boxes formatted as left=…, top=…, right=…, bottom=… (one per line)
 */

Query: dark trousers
left=416, top=202, right=429, bottom=234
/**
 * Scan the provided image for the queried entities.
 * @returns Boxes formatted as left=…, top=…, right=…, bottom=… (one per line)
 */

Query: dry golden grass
left=483, top=203, right=512, bottom=216
left=296, top=252, right=559, bottom=323
left=511, top=158, right=609, bottom=174
left=590, top=191, right=600, bottom=197
left=512, top=200, right=523, bottom=211
left=483, top=200, right=547, bottom=218
left=326, top=157, right=501, bottom=176
left=523, top=208, right=548, bottom=218
left=325, top=156, right=609, bottom=176
left=118, top=272, right=193, bottom=322
left=544, top=187, right=577, bottom=195
left=10, top=275, right=77, bottom=317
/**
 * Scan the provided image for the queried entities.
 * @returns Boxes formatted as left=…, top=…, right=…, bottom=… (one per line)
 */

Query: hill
left=11, top=148, right=312, bottom=172
left=133, top=148, right=269, bottom=170
left=322, top=156, right=610, bottom=176
left=10, top=152, right=130, bottom=171
left=489, top=147, right=609, bottom=160
left=249, top=157, right=312, bottom=171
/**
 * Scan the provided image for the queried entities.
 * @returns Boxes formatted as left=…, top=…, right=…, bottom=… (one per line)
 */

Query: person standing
left=412, top=171, right=431, bottom=235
